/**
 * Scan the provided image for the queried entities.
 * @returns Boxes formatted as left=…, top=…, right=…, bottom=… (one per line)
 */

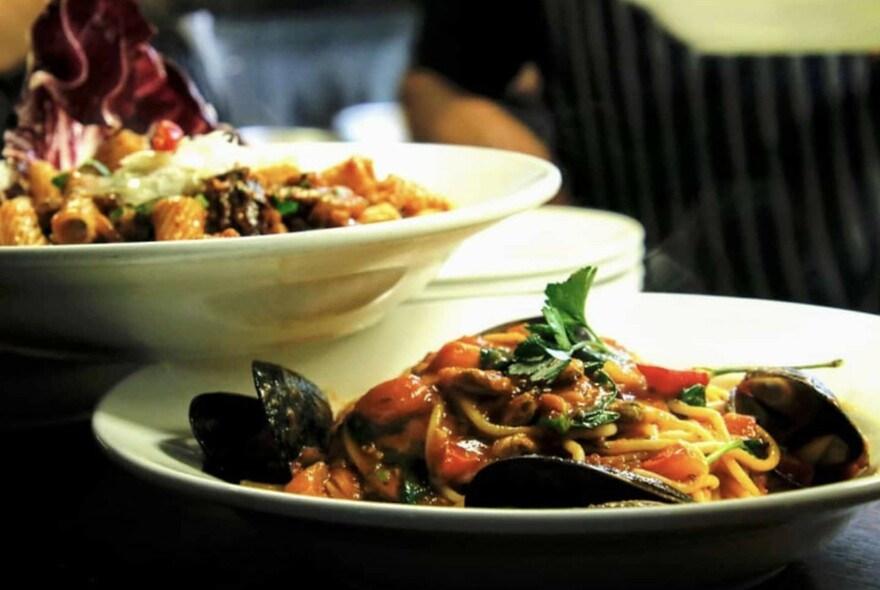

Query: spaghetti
left=228, top=267, right=866, bottom=507
left=280, top=323, right=786, bottom=506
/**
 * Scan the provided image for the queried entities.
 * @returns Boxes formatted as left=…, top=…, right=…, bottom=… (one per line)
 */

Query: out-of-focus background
left=0, top=0, right=423, bottom=142
left=141, top=0, right=422, bottom=141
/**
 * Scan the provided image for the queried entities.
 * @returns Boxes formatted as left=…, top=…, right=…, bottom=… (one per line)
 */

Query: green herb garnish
left=270, top=195, right=299, bottom=216
left=51, top=172, right=70, bottom=192
left=680, top=384, right=707, bottom=407
left=706, top=438, right=765, bottom=464
left=399, top=476, right=430, bottom=505
left=79, top=158, right=111, bottom=177
left=135, top=197, right=162, bottom=216
left=508, top=266, right=615, bottom=384
left=480, top=347, right=512, bottom=370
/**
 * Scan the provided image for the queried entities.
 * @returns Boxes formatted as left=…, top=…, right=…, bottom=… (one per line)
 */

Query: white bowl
left=93, top=292, right=880, bottom=590
left=418, top=205, right=645, bottom=300
left=0, top=142, right=560, bottom=360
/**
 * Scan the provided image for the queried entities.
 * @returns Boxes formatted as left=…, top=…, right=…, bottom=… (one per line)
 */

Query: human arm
left=400, top=67, right=553, bottom=162
left=0, top=0, right=50, bottom=72
left=399, top=0, right=570, bottom=202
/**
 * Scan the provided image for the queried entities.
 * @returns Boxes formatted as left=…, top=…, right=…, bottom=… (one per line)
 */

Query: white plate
left=416, top=251, right=645, bottom=300
left=433, top=205, right=645, bottom=283
left=92, top=292, right=880, bottom=590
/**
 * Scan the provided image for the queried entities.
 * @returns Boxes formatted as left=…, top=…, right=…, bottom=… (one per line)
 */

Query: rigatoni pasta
left=151, top=196, right=207, bottom=241
left=0, top=197, right=49, bottom=246
left=50, top=196, right=115, bottom=245
left=0, top=124, right=453, bottom=246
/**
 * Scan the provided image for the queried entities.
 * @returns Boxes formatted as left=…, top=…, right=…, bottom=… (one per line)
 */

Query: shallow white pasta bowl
left=92, top=292, right=880, bottom=590
left=0, top=142, right=560, bottom=360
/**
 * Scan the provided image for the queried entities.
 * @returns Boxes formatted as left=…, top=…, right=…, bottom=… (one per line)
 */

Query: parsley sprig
left=503, top=266, right=623, bottom=434
left=508, top=266, right=617, bottom=384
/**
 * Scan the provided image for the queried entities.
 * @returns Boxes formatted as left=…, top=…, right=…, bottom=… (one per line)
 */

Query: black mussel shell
left=189, top=361, right=334, bottom=485
left=732, top=367, right=868, bottom=486
left=251, top=360, right=334, bottom=462
left=189, top=392, right=291, bottom=484
left=464, top=455, right=692, bottom=508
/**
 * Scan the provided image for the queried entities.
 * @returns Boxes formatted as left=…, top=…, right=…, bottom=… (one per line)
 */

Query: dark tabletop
left=4, top=353, right=879, bottom=589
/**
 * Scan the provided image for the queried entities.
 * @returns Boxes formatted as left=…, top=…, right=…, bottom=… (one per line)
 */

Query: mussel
left=189, top=360, right=334, bottom=484
left=464, top=455, right=692, bottom=508
left=731, top=367, right=869, bottom=488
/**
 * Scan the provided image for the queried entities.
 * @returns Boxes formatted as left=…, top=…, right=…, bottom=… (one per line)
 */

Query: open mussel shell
left=189, top=392, right=291, bottom=484
left=464, top=455, right=692, bottom=508
left=732, top=367, right=869, bottom=486
left=251, top=360, right=334, bottom=458
left=189, top=360, right=334, bottom=484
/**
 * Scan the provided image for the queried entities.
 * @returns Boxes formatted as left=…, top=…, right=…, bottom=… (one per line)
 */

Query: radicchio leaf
left=2, top=0, right=217, bottom=170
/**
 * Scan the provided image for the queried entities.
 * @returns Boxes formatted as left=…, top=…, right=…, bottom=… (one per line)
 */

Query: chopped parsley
left=270, top=195, right=299, bottom=216
left=399, top=476, right=431, bottom=505
left=679, top=384, right=707, bottom=407
left=479, top=347, right=512, bottom=371
left=51, top=172, right=70, bottom=192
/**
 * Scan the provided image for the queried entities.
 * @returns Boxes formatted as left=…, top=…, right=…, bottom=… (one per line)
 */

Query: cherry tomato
left=151, top=119, right=185, bottom=151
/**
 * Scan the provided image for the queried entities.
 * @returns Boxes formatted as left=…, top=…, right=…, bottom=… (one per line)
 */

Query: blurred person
left=1, top=0, right=420, bottom=136
left=0, top=0, right=51, bottom=131
left=0, top=0, right=50, bottom=73
left=401, top=0, right=880, bottom=313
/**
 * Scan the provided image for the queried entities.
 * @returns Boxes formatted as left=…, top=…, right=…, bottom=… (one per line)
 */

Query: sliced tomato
left=724, top=412, right=759, bottom=438
left=635, top=363, right=710, bottom=397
